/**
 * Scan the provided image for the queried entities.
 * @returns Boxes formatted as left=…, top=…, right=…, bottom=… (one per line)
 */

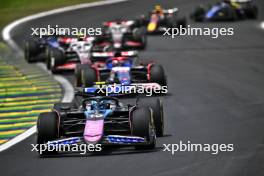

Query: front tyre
left=24, top=40, right=39, bottom=63
left=131, top=107, right=156, bottom=150
left=149, top=65, right=167, bottom=87
left=82, top=66, right=97, bottom=87
left=138, top=98, right=164, bottom=137
left=37, top=112, right=59, bottom=156
left=49, top=49, right=64, bottom=74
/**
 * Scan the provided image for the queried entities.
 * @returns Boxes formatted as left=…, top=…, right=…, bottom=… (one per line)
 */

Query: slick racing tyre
left=49, top=49, right=64, bottom=74
left=132, top=27, right=147, bottom=49
left=227, top=7, right=238, bottom=21
left=37, top=112, right=59, bottom=156
left=176, top=17, right=187, bottom=29
left=131, top=107, right=156, bottom=150
left=191, top=6, right=206, bottom=22
left=75, top=64, right=91, bottom=87
left=149, top=65, right=167, bottom=87
left=82, top=66, right=97, bottom=87
left=138, top=98, right=164, bottom=137
left=53, top=103, right=73, bottom=112
left=245, top=5, right=258, bottom=19
left=24, top=40, right=39, bottom=63
left=45, top=47, right=51, bottom=70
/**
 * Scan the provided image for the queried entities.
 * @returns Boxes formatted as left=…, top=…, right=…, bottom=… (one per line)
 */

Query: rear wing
left=230, top=0, right=252, bottom=3
left=103, top=20, right=136, bottom=27
left=163, top=8, right=178, bottom=14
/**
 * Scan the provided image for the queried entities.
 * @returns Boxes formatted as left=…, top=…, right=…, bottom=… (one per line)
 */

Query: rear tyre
left=131, top=107, right=156, bottom=150
left=149, top=65, right=167, bottom=87
left=75, top=64, right=91, bottom=87
left=138, top=98, right=164, bottom=137
left=45, top=47, right=51, bottom=70
left=191, top=6, right=206, bottom=22
left=24, top=40, right=39, bottom=63
left=246, top=6, right=258, bottom=19
left=82, top=66, right=97, bottom=87
left=228, top=7, right=238, bottom=21
left=133, top=27, right=147, bottom=49
left=37, top=112, right=59, bottom=156
left=176, top=17, right=187, bottom=28
left=49, top=49, right=64, bottom=74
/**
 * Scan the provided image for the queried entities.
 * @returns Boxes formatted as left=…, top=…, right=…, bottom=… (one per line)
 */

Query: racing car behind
left=75, top=51, right=167, bottom=93
left=190, top=0, right=258, bottom=22
left=24, top=35, right=71, bottom=63
left=46, top=37, right=110, bottom=74
left=138, top=5, right=187, bottom=34
left=96, top=20, right=147, bottom=50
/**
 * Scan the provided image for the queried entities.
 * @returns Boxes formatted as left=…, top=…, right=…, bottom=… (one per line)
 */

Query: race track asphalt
left=1, top=0, right=264, bottom=175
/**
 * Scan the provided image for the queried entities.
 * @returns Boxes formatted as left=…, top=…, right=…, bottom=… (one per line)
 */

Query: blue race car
left=24, top=36, right=73, bottom=63
left=36, top=95, right=164, bottom=156
left=190, top=0, right=258, bottom=22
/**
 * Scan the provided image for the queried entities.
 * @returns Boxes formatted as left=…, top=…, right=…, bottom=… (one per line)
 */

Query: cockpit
left=83, top=98, right=118, bottom=112
left=106, top=57, right=132, bottom=69
left=70, top=41, right=92, bottom=53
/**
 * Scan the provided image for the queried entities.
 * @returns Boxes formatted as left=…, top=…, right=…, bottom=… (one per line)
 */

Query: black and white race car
left=95, top=20, right=147, bottom=50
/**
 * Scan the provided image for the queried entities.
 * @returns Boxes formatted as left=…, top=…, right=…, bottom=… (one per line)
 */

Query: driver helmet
left=112, top=59, right=120, bottom=67
left=77, top=32, right=86, bottom=41
left=90, top=100, right=98, bottom=110
left=154, top=5, right=163, bottom=13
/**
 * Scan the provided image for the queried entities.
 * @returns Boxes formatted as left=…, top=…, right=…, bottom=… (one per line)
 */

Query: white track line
left=0, top=0, right=128, bottom=152
left=54, top=75, right=75, bottom=102
left=2, top=0, right=127, bottom=52
left=37, top=63, right=75, bottom=102
left=0, top=127, right=36, bottom=152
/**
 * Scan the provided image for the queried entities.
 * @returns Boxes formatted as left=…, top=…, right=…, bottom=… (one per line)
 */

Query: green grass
left=0, top=0, right=99, bottom=29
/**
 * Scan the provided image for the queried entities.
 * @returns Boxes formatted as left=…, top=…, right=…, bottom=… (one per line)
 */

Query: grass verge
left=0, top=0, right=98, bottom=29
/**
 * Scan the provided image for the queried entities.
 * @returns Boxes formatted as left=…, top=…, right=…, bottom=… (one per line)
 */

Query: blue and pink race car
left=37, top=95, right=164, bottom=156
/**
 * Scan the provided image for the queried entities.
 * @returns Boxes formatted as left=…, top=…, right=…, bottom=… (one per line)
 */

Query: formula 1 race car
left=95, top=20, right=147, bottom=50
left=24, top=36, right=73, bottom=63
left=47, top=37, right=105, bottom=73
left=138, top=5, right=187, bottom=34
left=37, top=95, right=164, bottom=156
left=75, top=51, right=167, bottom=90
left=190, top=0, right=258, bottom=22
